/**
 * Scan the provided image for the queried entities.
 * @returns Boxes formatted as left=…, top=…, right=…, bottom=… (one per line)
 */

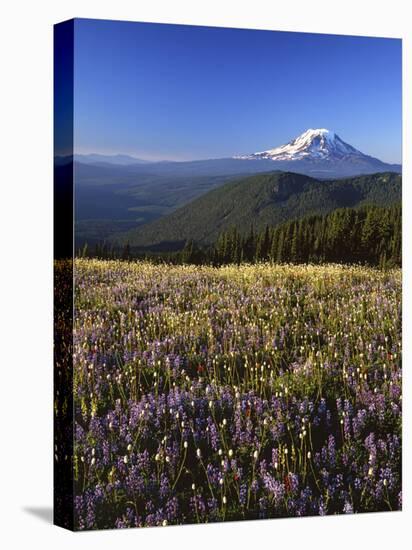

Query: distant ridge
left=59, top=129, right=401, bottom=180
left=112, top=171, right=401, bottom=250
left=74, top=153, right=150, bottom=165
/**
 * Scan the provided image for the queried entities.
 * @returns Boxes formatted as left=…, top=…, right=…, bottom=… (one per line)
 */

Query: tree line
left=79, top=203, right=401, bottom=268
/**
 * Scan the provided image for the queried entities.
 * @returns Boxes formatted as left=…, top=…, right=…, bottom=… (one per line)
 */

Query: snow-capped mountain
left=231, top=128, right=401, bottom=177
left=68, top=128, right=401, bottom=185
left=235, top=129, right=371, bottom=162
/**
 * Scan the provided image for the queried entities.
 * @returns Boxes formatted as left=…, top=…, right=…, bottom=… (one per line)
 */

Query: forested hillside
left=89, top=203, right=401, bottom=267
left=114, top=171, right=401, bottom=249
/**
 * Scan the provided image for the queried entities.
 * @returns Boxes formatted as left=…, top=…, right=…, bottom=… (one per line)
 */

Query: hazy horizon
left=72, top=124, right=402, bottom=164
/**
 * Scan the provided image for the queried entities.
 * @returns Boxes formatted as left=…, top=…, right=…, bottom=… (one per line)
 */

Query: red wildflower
left=284, top=475, right=291, bottom=493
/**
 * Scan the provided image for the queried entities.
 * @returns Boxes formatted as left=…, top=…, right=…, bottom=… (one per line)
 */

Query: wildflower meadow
left=71, top=260, right=401, bottom=529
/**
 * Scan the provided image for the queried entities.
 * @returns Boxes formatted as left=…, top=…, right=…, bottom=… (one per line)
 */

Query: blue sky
left=73, top=19, right=402, bottom=163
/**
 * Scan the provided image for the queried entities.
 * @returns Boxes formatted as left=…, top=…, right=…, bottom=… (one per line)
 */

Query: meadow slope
left=70, top=260, right=402, bottom=529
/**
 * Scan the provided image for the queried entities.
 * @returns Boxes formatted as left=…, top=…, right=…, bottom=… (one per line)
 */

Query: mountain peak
left=300, top=127, right=333, bottom=136
left=235, top=128, right=365, bottom=162
left=298, top=128, right=335, bottom=142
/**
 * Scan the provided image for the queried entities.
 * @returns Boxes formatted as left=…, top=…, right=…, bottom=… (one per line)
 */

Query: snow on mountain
left=234, top=129, right=368, bottom=162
